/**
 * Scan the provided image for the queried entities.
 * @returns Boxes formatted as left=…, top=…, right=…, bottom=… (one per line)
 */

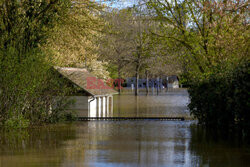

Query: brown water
left=113, top=90, right=190, bottom=118
left=0, top=91, right=249, bottom=167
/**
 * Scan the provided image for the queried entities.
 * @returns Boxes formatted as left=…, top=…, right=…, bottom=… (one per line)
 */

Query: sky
left=96, top=0, right=136, bottom=9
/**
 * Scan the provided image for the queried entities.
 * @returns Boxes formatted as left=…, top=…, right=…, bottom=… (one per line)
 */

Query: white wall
left=67, top=95, right=114, bottom=118
left=89, top=97, right=97, bottom=117
left=89, top=96, right=113, bottom=118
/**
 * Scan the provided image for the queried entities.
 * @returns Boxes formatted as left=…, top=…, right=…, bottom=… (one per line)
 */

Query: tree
left=147, top=0, right=249, bottom=137
left=147, top=0, right=249, bottom=80
left=0, top=0, right=74, bottom=127
left=100, top=4, right=162, bottom=95
left=99, top=8, right=135, bottom=94
left=44, top=0, right=110, bottom=79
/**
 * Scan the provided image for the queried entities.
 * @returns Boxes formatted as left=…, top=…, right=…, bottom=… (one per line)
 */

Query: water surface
left=1, top=121, right=249, bottom=167
left=113, top=89, right=190, bottom=118
left=0, top=90, right=249, bottom=167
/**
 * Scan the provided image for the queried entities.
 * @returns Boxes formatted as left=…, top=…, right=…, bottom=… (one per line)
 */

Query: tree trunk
left=85, top=55, right=87, bottom=68
left=157, top=77, right=159, bottom=95
left=166, top=76, right=169, bottom=92
left=146, top=70, right=149, bottom=95
left=151, top=78, right=154, bottom=94
left=135, top=63, right=139, bottom=96
left=159, top=76, right=162, bottom=92
left=135, top=46, right=141, bottom=96
left=118, top=66, right=121, bottom=95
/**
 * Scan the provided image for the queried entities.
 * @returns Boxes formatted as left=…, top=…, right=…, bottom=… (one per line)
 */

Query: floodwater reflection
left=0, top=92, right=249, bottom=167
left=0, top=121, right=249, bottom=167
left=113, top=90, right=190, bottom=118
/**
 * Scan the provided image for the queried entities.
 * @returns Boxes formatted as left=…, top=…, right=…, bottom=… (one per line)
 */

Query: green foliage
left=45, top=0, right=110, bottom=79
left=48, top=99, right=78, bottom=123
left=0, top=0, right=73, bottom=128
left=188, top=61, right=250, bottom=138
left=0, top=48, right=73, bottom=126
left=4, top=115, right=30, bottom=129
left=0, top=0, right=70, bottom=52
left=147, top=0, right=249, bottom=76
left=105, top=64, right=119, bottom=79
left=147, top=0, right=249, bottom=138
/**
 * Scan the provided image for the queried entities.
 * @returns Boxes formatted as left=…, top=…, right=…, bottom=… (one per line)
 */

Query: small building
left=167, top=75, right=179, bottom=89
left=55, top=67, right=118, bottom=118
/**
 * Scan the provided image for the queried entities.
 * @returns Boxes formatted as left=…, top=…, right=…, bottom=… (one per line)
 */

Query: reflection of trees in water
left=1, top=122, right=249, bottom=166
left=0, top=124, right=77, bottom=155
left=74, top=121, right=193, bottom=166
left=189, top=125, right=250, bottom=167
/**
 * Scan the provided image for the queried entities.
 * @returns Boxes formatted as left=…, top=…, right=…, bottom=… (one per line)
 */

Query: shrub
left=0, top=48, right=73, bottom=127
left=4, top=116, right=30, bottom=129
left=0, top=1, right=72, bottom=128
left=188, top=61, right=250, bottom=138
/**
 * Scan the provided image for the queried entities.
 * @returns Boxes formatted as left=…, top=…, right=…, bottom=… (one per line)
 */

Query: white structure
left=168, top=81, right=179, bottom=89
left=168, top=76, right=180, bottom=89
left=55, top=67, right=117, bottom=118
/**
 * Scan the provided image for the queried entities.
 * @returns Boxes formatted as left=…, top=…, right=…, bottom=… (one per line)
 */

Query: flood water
left=113, top=89, right=190, bottom=118
left=0, top=90, right=249, bottom=167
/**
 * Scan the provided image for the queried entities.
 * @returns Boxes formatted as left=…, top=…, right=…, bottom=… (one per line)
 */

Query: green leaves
left=188, top=61, right=250, bottom=138
left=0, top=0, right=73, bottom=128
left=147, top=0, right=249, bottom=79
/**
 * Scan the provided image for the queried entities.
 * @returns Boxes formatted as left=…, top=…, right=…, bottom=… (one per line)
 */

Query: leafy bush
left=0, top=48, right=74, bottom=127
left=188, top=61, right=250, bottom=138
left=4, top=116, right=30, bottom=129
left=0, top=1, right=73, bottom=128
